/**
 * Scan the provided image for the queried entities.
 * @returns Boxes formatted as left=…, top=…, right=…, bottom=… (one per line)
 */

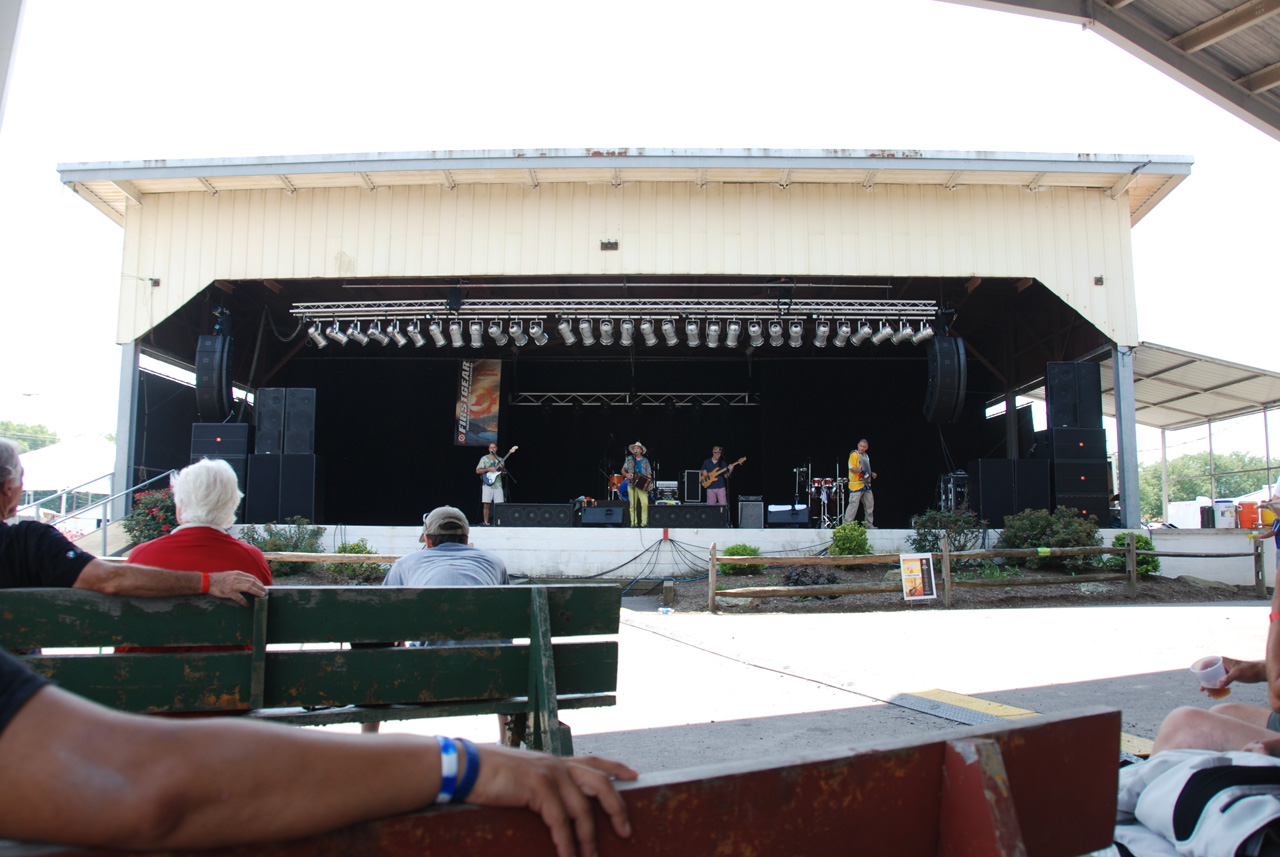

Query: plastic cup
left=1191, top=656, right=1231, bottom=699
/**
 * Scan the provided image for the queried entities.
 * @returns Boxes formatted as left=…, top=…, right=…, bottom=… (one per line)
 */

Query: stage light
left=788, top=321, right=804, bottom=348
left=768, top=322, right=783, bottom=347
left=748, top=321, right=764, bottom=348
left=387, top=321, right=408, bottom=347
left=425, top=321, right=445, bottom=347
left=469, top=321, right=484, bottom=348
left=449, top=321, right=465, bottom=348
left=578, top=318, right=595, bottom=346
left=870, top=322, right=893, bottom=345
left=620, top=319, right=635, bottom=346
left=686, top=320, right=700, bottom=347
left=599, top=319, right=615, bottom=345
left=307, top=322, right=328, bottom=349
left=367, top=320, right=390, bottom=346
left=833, top=321, right=851, bottom=348
left=558, top=319, right=577, bottom=345
left=813, top=321, right=830, bottom=348
left=640, top=320, right=658, bottom=346
left=851, top=322, right=873, bottom=346
left=508, top=320, right=528, bottom=346
left=911, top=323, right=934, bottom=345
left=725, top=321, right=741, bottom=348
left=662, top=320, right=678, bottom=346
left=891, top=322, right=914, bottom=344
left=345, top=321, right=370, bottom=346
left=488, top=320, right=509, bottom=346
left=529, top=320, right=549, bottom=346
left=407, top=321, right=427, bottom=347
left=325, top=321, right=349, bottom=346
left=706, top=320, right=721, bottom=349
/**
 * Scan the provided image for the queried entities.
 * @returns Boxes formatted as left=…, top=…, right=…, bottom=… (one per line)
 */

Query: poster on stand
left=899, top=553, right=937, bottom=601
left=455, top=359, right=501, bottom=446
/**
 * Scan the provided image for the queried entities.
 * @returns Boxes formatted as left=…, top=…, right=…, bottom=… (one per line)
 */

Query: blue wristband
left=435, top=735, right=458, bottom=804
left=454, top=738, right=481, bottom=803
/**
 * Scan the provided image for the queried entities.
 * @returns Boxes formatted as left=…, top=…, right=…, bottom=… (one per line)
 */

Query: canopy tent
left=19, top=435, right=115, bottom=495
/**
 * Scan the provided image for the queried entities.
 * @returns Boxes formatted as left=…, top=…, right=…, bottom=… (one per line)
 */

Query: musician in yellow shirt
left=844, top=438, right=877, bottom=528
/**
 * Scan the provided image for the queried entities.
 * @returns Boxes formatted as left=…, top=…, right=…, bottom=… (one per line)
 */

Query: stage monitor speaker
left=1045, top=361, right=1103, bottom=428
left=245, top=454, right=282, bottom=523
left=767, top=507, right=810, bottom=527
left=582, top=505, right=628, bottom=526
left=683, top=470, right=704, bottom=503
left=190, top=454, right=246, bottom=523
left=191, top=423, right=251, bottom=457
left=195, top=335, right=234, bottom=423
left=968, top=459, right=1050, bottom=528
left=923, top=336, right=968, bottom=424
left=280, top=454, right=322, bottom=523
left=284, top=388, right=317, bottom=454
left=495, top=504, right=574, bottom=527
left=1052, top=460, right=1110, bottom=496
left=649, top=504, right=729, bottom=528
left=1031, top=427, right=1106, bottom=461
left=255, top=387, right=286, bottom=454
left=739, top=500, right=764, bottom=529
left=1054, top=493, right=1110, bottom=522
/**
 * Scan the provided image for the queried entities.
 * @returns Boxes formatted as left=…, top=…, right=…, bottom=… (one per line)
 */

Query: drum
left=822, top=478, right=834, bottom=489
left=811, top=478, right=823, bottom=494
left=632, top=473, right=652, bottom=492
left=619, top=479, right=630, bottom=501
left=608, top=474, right=625, bottom=492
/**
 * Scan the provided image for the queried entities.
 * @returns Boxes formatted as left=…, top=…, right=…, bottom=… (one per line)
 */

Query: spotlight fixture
left=640, top=320, right=658, bottom=347
left=529, top=320, right=549, bottom=346
left=788, top=321, right=804, bottom=348
left=407, top=321, right=427, bottom=347
left=911, top=323, right=935, bottom=345
left=346, top=321, right=370, bottom=346
left=427, top=321, right=446, bottom=347
left=325, top=321, right=349, bottom=346
left=725, top=321, right=741, bottom=349
left=307, top=321, right=328, bottom=349
left=768, top=321, right=784, bottom=347
left=449, top=321, right=465, bottom=348
left=851, top=322, right=873, bottom=346
left=813, top=321, right=830, bottom=348
left=488, top=320, right=508, bottom=346
left=599, top=319, right=614, bottom=345
left=387, top=321, right=408, bottom=347
left=706, top=320, right=721, bottom=349
left=578, top=318, right=595, bottom=346
left=686, top=320, right=700, bottom=348
left=661, top=320, right=678, bottom=346
left=748, top=321, right=764, bottom=348
left=469, top=320, right=484, bottom=348
left=508, top=320, right=528, bottom=346
left=870, top=322, right=894, bottom=345
left=891, top=322, right=914, bottom=344
left=620, top=319, right=635, bottom=346
left=367, top=320, right=389, bottom=346
left=833, top=321, right=851, bottom=348
left=558, top=319, right=577, bottom=345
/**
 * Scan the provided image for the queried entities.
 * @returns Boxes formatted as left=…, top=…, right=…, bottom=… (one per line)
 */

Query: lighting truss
left=511, top=392, right=758, bottom=407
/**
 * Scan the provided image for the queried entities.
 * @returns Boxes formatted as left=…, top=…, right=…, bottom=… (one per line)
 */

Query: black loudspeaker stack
left=495, top=504, right=576, bottom=527
left=739, top=497, right=764, bottom=529
left=255, top=387, right=286, bottom=454
left=190, top=424, right=251, bottom=523
left=1030, top=426, right=1109, bottom=522
left=195, top=335, right=234, bottom=423
left=581, top=503, right=629, bottom=526
left=246, top=388, right=320, bottom=523
left=649, top=504, right=729, bottom=528
left=967, top=459, right=1050, bottom=528
left=1045, top=362, right=1103, bottom=429
left=284, top=388, right=317, bottom=454
left=922, top=336, right=967, bottom=424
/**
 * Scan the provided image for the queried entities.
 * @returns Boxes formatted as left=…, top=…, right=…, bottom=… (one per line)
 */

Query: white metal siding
left=117, top=182, right=1139, bottom=345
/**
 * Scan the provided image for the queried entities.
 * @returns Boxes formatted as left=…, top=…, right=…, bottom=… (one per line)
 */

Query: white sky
left=0, top=0, right=1276, bottom=463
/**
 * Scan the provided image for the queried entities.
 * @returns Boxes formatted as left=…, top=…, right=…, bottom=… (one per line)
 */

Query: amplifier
left=739, top=500, right=764, bottom=529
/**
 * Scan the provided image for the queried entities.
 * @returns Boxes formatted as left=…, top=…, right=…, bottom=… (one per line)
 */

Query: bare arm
left=1268, top=585, right=1280, bottom=711
left=1222, top=656, right=1268, bottom=685
left=73, top=559, right=268, bottom=606
left=0, top=684, right=635, bottom=856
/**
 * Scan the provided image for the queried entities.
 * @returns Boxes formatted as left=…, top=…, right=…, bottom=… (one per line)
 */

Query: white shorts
left=482, top=484, right=505, bottom=504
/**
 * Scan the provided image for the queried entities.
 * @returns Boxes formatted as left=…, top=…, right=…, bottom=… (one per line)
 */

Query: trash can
left=1213, top=500, right=1238, bottom=529
left=1200, top=505, right=1216, bottom=528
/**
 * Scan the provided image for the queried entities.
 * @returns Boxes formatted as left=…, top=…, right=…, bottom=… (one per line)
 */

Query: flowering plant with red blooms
left=122, top=488, right=177, bottom=547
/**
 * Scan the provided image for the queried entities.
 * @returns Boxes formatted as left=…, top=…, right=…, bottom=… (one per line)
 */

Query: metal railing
left=20, top=470, right=176, bottom=556
left=17, top=473, right=113, bottom=520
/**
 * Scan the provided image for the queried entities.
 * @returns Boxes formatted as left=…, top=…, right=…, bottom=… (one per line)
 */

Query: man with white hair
left=0, top=438, right=266, bottom=604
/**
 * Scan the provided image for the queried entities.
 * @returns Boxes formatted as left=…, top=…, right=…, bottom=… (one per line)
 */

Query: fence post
left=1255, top=537, right=1268, bottom=599
left=708, top=542, right=718, bottom=614
left=1125, top=532, right=1138, bottom=599
left=941, top=533, right=952, bottom=609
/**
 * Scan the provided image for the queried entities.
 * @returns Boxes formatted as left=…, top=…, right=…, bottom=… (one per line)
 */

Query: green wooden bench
left=0, top=584, right=619, bottom=756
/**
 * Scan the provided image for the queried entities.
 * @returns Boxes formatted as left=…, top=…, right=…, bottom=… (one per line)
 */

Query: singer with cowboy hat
left=622, top=441, right=652, bottom=527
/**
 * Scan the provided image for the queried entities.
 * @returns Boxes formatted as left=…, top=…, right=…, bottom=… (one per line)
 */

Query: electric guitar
left=700, top=457, right=747, bottom=488
left=480, top=446, right=518, bottom=486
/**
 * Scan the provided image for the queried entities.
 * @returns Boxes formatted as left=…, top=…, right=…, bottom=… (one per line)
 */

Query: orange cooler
left=1239, top=501, right=1261, bottom=529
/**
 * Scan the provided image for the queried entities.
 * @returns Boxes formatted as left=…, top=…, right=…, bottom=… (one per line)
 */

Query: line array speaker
left=922, top=336, right=967, bottom=424
left=195, top=335, right=234, bottom=423
left=739, top=500, right=764, bottom=529
left=495, top=504, right=575, bottom=527
left=649, top=504, right=729, bottom=528
left=284, top=388, right=317, bottom=454
left=1045, top=362, right=1103, bottom=428
left=255, top=387, right=286, bottom=454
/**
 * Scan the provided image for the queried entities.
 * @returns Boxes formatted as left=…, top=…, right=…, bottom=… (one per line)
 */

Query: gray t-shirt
left=383, top=541, right=509, bottom=588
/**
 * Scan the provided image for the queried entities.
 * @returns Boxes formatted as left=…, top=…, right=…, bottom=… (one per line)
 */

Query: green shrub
left=830, top=521, right=872, bottom=558
left=997, top=507, right=1101, bottom=569
left=720, top=543, right=762, bottom=575
left=331, top=538, right=389, bottom=583
left=239, top=517, right=326, bottom=576
left=1104, top=532, right=1161, bottom=576
left=122, top=488, right=176, bottom=547
left=909, top=508, right=982, bottom=555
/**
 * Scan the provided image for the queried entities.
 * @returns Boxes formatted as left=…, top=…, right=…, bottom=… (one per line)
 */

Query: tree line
left=1139, top=451, right=1280, bottom=521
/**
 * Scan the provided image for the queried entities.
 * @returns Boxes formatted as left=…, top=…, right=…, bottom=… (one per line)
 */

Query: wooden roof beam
left=111, top=180, right=143, bottom=206
left=1241, top=60, right=1280, bottom=93
left=1172, top=0, right=1280, bottom=53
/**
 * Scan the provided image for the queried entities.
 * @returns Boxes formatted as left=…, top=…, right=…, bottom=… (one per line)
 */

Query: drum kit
left=809, top=476, right=848, bottom=528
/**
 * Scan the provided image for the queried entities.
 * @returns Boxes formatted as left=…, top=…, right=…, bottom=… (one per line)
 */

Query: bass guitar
left=700, top=457, right=747, bottom=488
left=480, top=446, right=518, bottom=486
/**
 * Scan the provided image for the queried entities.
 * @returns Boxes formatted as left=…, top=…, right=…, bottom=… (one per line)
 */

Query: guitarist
left=700, top=446, right=739, bottom=507
left=843, top=438, right=876, bottom=528
left=475, top=441, right=512, bottom=526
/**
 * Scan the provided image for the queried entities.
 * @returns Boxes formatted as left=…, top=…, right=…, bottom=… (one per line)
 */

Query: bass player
left=700, top=446, right=742, bottom=507
left=476, top=442, right=516, bottom=526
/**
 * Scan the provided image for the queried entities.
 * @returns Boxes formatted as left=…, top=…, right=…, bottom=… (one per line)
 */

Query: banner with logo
left=455, top=359, right=501, bottom=446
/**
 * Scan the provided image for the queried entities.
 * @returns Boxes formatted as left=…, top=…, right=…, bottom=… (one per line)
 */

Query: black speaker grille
left=923, top=337, right=967, bottom=424
left=256, top=388, right=286, bottom=455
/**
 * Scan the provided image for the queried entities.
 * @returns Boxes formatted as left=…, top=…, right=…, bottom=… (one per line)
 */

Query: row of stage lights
left=307, top=318, right=936, bottom=350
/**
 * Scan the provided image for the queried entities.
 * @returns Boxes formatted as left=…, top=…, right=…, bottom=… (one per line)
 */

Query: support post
left=1125, top=532, right=1138, bottom=599
left=941, top=533, right=952, bottom=609
left=1112, top=346, right=1140, bottom=528
left=1256, top=537, right=1268, bottom=599
left=708, top=542, right=718, bottom=614
left=1161, top=428, right=1169, bottom=524
left=112, top=341, right=141, bottom=522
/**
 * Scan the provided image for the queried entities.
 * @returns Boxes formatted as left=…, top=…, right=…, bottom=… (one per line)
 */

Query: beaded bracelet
left=434, top=736, right=458, bottom=804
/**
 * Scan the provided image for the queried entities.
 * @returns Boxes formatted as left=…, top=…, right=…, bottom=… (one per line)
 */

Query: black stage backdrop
left=254, top=353, right=1001, bottom=528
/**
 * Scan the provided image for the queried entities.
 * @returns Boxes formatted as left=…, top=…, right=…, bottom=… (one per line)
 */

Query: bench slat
left=249, top=694, right=617, bottom=726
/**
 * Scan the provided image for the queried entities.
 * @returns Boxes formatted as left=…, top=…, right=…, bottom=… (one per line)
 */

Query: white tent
left=19, top=435, right=115, bottom=495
